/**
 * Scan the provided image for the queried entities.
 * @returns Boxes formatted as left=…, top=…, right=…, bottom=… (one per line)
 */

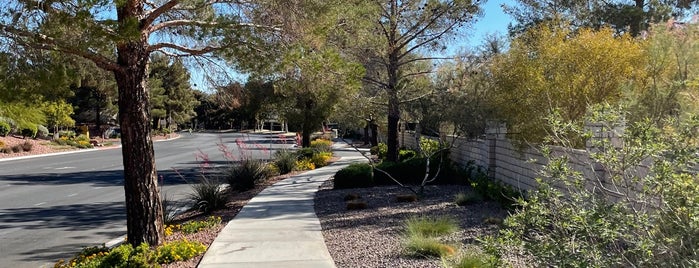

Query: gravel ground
left=315, top=181, right=508, bottom=268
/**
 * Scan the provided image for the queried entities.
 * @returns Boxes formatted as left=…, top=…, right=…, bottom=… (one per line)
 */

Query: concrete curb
left=0, top=134, right=182, bottom=163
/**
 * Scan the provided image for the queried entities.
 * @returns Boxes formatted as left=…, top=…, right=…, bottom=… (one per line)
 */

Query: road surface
left=0, top=132, right=294, bottom=268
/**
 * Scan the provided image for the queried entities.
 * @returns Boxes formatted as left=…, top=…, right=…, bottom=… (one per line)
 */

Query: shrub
left=398, top=149, right=417, bottom=161
left=36, top=125, right=49, bottom=139
left=161, top=194, right=179, bottom=225
left=21, top=141, right=33, bottom=152
left=455, top=191, right=483, bottom=206
left=0, top=121, right=10, bottom=137
left=189, top=176, right=226, bottom=213
left=11, top=144, right=22, bottom=153
left=58, top=130, right=76, bottom=139
left=467, top=167, right=521, bottom=209
left=227, top=159, right=272, bottom=191
left=403, top=235, right=456, bottom=258
left=370, top=143, right=387, bottom=159
left=180, top=216, right=222, bottom=234
left=0, top=147, right=11, bottom=154
left=296, top=147, right=315, bottom=159
left=451, top=252, right=498, bottom=268
left=295, top=158, right=315, bottom=171
left=155, top=239, right=206, bottom=264
left=20, top=123, right=37, bottom=139
left=419, top=137, right=443, bottom=156
left=310, top=152, right=332, bottom=168
left=54, top=243, right=156, bottom=268
left=334, top=163, right=373, bottom=189
left=404, top=216, right=458, bottom=238
left=273, top=150, right=297, bottom=174
left=310, top=139, right=332, bottom=153
left=374, top=156, right=459, bottom=185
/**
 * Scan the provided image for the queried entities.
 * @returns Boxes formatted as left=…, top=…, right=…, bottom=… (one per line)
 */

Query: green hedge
left=334, top=163, right=374, bottom=189
left=0, top=121, right=9, bottom=137
left=373, top=154, right=461, bottom=185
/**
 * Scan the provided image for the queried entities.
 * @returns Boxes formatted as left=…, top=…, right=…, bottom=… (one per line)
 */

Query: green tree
left=490, top=23, right=644, bottom=145
left=505, top=0, right=697, bottom=36
left=351, top=0, right=484, bottom=162
left=44, top=100, right=76, bottom=134
left=149, top=54, right=199, bottom=130
left=0, top=0, right=278, bottom=246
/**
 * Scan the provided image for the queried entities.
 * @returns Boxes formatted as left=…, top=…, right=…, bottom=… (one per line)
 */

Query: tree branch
left=143, top=0, right=179, bottom=29
left=147, top=42, right=219, bottom=55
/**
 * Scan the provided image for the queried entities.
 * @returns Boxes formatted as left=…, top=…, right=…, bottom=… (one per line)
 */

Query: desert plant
left=227, top=159, right=272, bottom=191
left=310, top=152, right=332, bottom=168
left=310, top=138, right=332, bottom=153
left=295, top=158, right=315, bottom=171
left=0, top=121, right=10, bottom=137
left=296, top=147, right=315, bottom=159
left=155, top=239, right=206, bottom=264
left=405, top=216, right=458, bottom=238
left=370, top=142, right=387, bottom=159
left=161, top=193, right=179, bottom=224
left=58, top=130, right=76, bottom=139
left=11, top=144, right=22, bottom=153
left=0, top=147, right=11, bottom=154
left=180, top=216, right=222, bottom=234
left=36, top=125, right=49, bottom=139
left=454, top=191, right=483, bottom=206
left=485, top=107, right=699, bottom=267
left=189, top=176, right=226, bottom=213
left=449, top=251, right=498, bottom=268
left=273, top=150, right=297, bottom=174
left=21, top=141, right=33, bottom=152
left=403, top=235, right=456, bottom=258
left=334, top=163, right=373, bottom=189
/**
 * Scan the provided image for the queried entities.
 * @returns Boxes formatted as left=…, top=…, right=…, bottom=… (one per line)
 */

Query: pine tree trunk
left=114, top=38, right=164, bottom=247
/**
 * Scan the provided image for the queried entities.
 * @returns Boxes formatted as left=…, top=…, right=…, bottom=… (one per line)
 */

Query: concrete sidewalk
left=197, top=146, right=366, bottom=268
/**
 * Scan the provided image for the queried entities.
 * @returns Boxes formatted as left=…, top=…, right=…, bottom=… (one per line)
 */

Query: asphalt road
left=0, top=132, right=295, bottom=268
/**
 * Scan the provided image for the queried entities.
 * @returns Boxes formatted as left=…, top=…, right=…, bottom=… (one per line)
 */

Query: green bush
left=55, top=243, right=156, bottom=268
left=310, top=139, right=333, bottom=153
left=295, top=158, right=316, bottom=170
left=0, top=121, right=10, bottom=137
left=155, top=239, right=207, bottom=264
left=20, top=123, right=37, bottom=139
left=466, top=166, right=521, bottom=209
left=398, top=149, right=417, bottom=161
left=450, top=251, right=498, bottom=268
left=370, top=143, right=387, bottom=159
left=334, top=163, right=373, bottom=189
left=310, top=152, right=332, bottom=168
left=374, top=156, right=459, bottom=185
left=402, top=216, right=460, bottom=259
left=36, top=125, right=49, bottom=139
left=227, top=159, right=272, bottom=191
left=189, top=176, right=226, bottom=213
left=180, top=216, right=222, bottom=234
left=403, top=236, right=456, bottom=258
left=59, top=130, right=76, bottom=139
left=273, top=150, right=297, bottom=174
left=296, top=147, right=315, bottom=159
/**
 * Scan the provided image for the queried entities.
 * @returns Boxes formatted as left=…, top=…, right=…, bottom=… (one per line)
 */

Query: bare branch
left=399, top=90, right=434, bottom=104
left=147, top=42, right=219, bottom=55
left=143, top=0, right=179, bottom=29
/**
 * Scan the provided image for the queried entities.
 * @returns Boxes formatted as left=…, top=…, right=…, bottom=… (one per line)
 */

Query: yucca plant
left=273, top=150, right=297, bottom=175
left=189, top=176, right=226, bottom=213
left=227, top=158, right=272, bottom=191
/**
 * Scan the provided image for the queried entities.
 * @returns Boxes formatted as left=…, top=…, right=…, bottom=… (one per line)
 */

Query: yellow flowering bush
left=295, top=158, right=315, bottom=170
left=310, top=139, right=332, bottom=153
left=310, top=152, right=332, bottom=168
left=155, top=239, right=206, bottom=264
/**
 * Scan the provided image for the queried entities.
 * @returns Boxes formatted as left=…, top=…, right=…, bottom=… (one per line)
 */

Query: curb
left=0, top=134, right=182, bottom=163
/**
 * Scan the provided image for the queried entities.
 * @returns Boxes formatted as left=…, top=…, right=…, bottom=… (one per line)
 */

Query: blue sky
left=466, top=0, right=514, bottom=48
left=191, top=0, right=516, bottom=91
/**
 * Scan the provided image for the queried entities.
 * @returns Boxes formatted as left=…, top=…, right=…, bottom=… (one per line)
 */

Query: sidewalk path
left=198, top=145, right=366, bottom=268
